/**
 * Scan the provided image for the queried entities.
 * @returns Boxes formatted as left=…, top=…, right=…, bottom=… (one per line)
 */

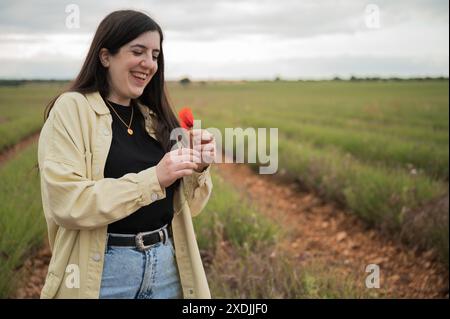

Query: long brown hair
left=44, top=10, right=180, bottom=152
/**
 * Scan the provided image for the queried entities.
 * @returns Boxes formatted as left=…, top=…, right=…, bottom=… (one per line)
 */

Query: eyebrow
left=130, top=44, right=160, bottom=53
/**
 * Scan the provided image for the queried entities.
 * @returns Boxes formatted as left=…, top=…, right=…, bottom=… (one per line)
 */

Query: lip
left=130, top=71, right=148, bottom=86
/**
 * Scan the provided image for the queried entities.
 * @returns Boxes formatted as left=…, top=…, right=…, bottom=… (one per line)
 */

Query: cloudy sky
left=0, top=0, right=448, bottom=80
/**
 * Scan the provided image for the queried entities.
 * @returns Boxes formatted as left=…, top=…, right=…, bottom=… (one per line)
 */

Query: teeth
left=131, top=72, right=148, bottom=80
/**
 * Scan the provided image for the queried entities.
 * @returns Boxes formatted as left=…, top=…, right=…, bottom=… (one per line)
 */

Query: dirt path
left=11, top=159, right=449, bottom=298
left=215, top=163, right=449, bottom=298
left=0, top=132, right=40, bottom=166
left=13, top=243, right=51, bottom=298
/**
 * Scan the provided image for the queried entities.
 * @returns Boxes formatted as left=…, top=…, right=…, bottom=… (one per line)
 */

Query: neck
left=107, top=92, right=131, bottom=107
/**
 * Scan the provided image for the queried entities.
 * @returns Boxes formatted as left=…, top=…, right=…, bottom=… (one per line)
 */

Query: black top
left=103, top=99, right=178, bottom=234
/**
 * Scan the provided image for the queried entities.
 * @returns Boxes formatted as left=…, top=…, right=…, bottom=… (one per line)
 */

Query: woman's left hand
left=189, top=129, right=216, bottom=172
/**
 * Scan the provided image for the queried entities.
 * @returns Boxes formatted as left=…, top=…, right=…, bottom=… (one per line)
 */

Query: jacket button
left=151, top=192, right=158, bottom=202
left=92, top=253, right=101, bottom=262
left=94, top=166, right=100, bottom=175
left=103, top=128, right=110, bottom=136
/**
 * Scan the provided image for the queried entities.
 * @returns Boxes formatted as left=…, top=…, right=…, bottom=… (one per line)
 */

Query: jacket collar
left=85, top=92, right=110, bottom=115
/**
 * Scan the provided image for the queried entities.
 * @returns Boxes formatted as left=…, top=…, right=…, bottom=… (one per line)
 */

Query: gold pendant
left=127, top=128, right=134, bottom=135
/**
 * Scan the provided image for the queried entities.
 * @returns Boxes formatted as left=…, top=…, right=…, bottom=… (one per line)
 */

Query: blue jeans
left=99, top=232, right=182, bottom=299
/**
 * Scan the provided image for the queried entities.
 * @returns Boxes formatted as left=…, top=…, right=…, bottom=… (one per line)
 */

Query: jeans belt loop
left=159, top=229, right=166, bottom=245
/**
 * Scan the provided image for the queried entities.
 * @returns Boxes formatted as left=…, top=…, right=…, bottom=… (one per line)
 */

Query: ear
left=99, top=48, right=110, bottom=67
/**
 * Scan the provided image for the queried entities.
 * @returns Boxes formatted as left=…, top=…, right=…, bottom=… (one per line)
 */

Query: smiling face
left=99, top=31, right=161, bottom=105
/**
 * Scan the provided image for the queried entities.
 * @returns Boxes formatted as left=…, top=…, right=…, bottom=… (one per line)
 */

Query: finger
left=175, top=169, right=194, bottom=178
left=200, top=136, right=214, bottom=145
left=172, top=151, right=201, bottom=162
left=180, top=147, right=201, bottom=157
left=192, top=144, right=216, bottom=156
left=194, top=143, right=215, bottom=152
left=175, top=162, right=198, bottom=171
left=176, top=169, right=194, bottom=178
left=191, top=129, right=213, bottom=142
left=201, top=152, right=216, bottom=164
left=174, top=155, right=201, bottom=164
left=171, top=147, right=183, bottom=160
left=170, top=148, right=201, bottom=159
left=190, top=129, right=204, bottom=136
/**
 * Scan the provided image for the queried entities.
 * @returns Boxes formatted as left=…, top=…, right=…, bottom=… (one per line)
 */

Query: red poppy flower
left=179, top=107, right=194, bottom=129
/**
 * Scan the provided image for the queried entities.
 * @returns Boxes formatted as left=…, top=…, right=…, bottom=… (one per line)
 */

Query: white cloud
left=0, top=0, right=448, bottom=79
left=0, top=33, right=92, bottom=60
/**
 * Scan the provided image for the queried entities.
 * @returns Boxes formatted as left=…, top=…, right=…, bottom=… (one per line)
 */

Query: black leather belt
left=107, top=225, right=173, bottom=251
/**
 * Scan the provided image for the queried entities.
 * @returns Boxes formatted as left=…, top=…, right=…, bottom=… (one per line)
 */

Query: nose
left=140, top=55, right=157, bottom=73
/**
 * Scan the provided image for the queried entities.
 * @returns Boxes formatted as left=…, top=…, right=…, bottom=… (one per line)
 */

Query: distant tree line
left=0, top=76, right=448, bottom=87
left=0, top=79, right=71, bottom=87
left=333, top=76, right=449, bottom=82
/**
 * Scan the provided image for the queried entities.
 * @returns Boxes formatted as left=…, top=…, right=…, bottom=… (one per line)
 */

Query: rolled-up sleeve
left=41, top=161, right=165, bottom=230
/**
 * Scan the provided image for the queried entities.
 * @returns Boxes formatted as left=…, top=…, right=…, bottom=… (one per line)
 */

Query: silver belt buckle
left=135, top=232, right=152, bottom=251
left=135, top=228, right=166, bottom=251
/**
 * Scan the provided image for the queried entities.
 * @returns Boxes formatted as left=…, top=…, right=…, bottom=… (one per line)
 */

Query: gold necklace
left=106, top=100, right=134, bottom=135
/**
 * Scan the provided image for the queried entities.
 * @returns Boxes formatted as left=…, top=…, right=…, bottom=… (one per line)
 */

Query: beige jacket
left=37, top=91, right=213, bottom=299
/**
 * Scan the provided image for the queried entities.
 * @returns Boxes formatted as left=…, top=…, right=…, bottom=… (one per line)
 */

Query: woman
left=37, top=10, right=215, bottom=299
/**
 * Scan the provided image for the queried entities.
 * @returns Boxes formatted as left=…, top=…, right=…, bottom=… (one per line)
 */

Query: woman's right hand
left=155, top=147, right=201, bottom=188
